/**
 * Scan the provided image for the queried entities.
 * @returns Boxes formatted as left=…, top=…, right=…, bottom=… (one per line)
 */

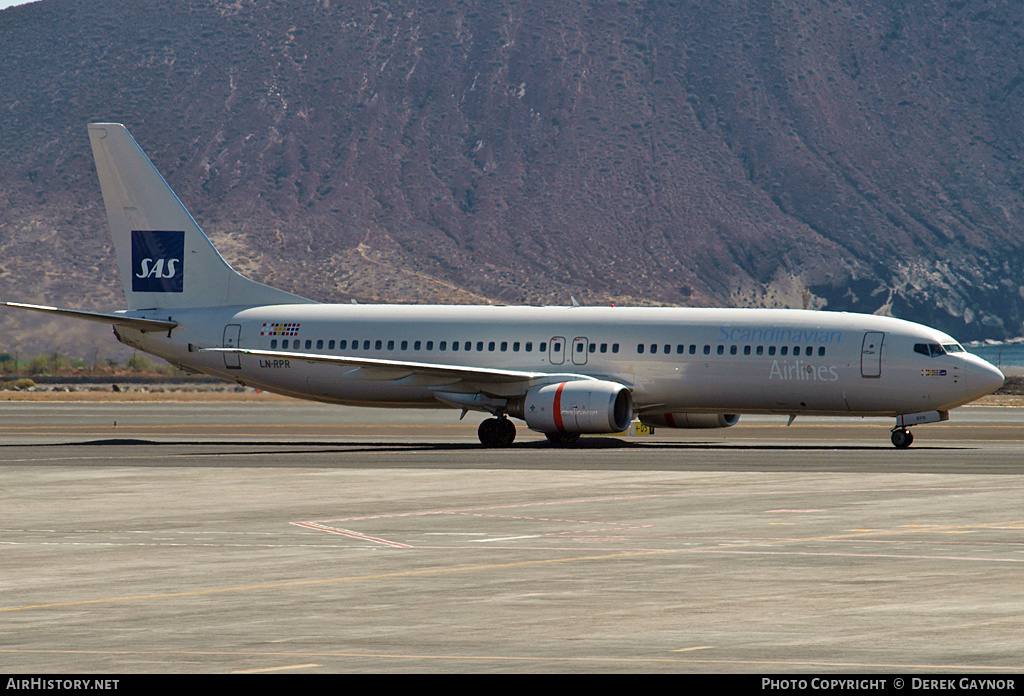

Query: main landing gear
left=476, top=417, right=583, bottom=447
left=478, top=416, right=516, bottom=448
left=890, top=427, right=914, bottom=449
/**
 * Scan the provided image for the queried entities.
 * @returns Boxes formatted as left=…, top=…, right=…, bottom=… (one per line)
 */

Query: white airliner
left=2, top=124, right=1006, bottom=448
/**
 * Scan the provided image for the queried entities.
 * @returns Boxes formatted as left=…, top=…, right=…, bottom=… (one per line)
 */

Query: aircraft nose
left=966, top=358, right=1004, bottom=399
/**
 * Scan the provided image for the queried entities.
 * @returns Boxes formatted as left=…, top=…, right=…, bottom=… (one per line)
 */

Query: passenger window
left=612, top=343, right=619, bottom=353
left=676, top=345, right=684, bottom=354
left=744, top=346, right=751, bottom=355
left=387, top=340, right=394, bottom=350
left=650, top=344, right=657, bottom=354
left=793, top=346, right=800, bottom=356
left=501, top=341, right=508, bottom=351
left=489, top=341, right=495, bottom=351
left=818, top=347, right=826, bottom=357
left=600, top=343, right=607, bottom=353
left=717, top=345, right=724, bottom=355
left=414, top=340, right=421, bottom=350
left=271, top=339, right=278, bottom=349
left=780, top=346, right=788, bottom=356
left=589, top=343, right=596, bottom=353
left=526, top=342, right=533, bottom=352
left=730, top=345, right=737, bottom=355
left=768, top=346, right=776, bottom=356
left=306, top=340, right=313, bottom=350
left=540, top=342, right=547, bottom=352
left=439, top=341, right=447, bottom=350
left=689, top=345, right=696, bottom=355
left=513, top=342, right=520, bottom=352
left=363, top=340, right=370, bottom=350
left=703, top=345, right=711, bottom=355
left=401, top=340, right=407, bottom=350
left=756, top=346, right=763, bottom=355
left=316, top=339, right=324, bottom=350
left=477, top=341, right=484, bottom=351
left=339, top=340, right=347, bottom=349
left=426, top=341, right=434, bottom=350
left=638, top=344, right=645, bottom=354
left=329, top=340, right=336, bottom=350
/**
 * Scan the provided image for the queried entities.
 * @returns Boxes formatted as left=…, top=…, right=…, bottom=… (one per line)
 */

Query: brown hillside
left=1, top=0, right=1023, bottom=356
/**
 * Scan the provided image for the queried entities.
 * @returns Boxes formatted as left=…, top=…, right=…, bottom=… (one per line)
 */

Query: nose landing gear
left=890, top=410, right=947, bottom=448
left=890, top=427, right=914, bottom=449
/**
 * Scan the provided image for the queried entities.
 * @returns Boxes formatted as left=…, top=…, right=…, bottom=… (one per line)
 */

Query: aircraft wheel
left=545, top=431, right=581, bottom=446
left=479, top=417, right=516, bottom=448
left=498, top=417, right=516, bottom=446
left=891, top=428, right=914, bottom=449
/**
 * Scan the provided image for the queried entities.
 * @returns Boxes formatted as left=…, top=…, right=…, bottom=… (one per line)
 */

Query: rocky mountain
left=2, top=0, right=1023, bottom=358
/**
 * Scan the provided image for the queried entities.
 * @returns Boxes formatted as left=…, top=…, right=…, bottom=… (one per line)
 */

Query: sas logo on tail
left=131, top=230, right=184, bottom=292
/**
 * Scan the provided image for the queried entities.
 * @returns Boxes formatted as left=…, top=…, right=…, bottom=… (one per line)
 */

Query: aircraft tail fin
left=87, top=123, right=313, bottom=310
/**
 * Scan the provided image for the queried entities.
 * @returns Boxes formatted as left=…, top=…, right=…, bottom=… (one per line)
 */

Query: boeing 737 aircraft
left=2, top=124, right=1006, bottom=448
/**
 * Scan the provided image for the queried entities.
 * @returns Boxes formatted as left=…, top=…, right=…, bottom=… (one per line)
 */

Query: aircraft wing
left=202, top=347, right=601, bottom=392
left=2, top=302, right=178, bottom=332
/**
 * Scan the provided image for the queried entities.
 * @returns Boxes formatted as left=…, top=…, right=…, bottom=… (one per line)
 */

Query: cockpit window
left=914, top=343, right=947, bottom=357
left=941, top=343, right=965, bottom=353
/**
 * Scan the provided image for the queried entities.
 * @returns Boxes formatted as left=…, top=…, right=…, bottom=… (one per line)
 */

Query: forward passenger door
left=861, top=332, right=884, bottom=378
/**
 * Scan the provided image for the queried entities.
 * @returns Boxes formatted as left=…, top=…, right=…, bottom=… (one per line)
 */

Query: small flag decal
left=261, top=322, right=301, bottom=336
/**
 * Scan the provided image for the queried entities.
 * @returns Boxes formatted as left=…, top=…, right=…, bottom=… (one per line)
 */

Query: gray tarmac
left=1, top=401, right=1023, bottom=673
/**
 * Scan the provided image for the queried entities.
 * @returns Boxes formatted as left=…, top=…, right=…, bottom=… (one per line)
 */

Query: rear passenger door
left=223, top=324, right=241, bottom=369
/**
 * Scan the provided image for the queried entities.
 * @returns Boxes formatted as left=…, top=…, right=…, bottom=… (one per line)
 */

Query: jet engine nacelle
left=639, top=413, right=740, bottom=429
left=514, top=380, right=634, bottom=434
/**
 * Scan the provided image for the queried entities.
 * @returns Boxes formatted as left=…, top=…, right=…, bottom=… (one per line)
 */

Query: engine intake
left=510, top=380, right=633, bottom=434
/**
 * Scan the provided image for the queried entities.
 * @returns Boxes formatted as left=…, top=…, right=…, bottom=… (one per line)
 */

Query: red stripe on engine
left=665, top=412, right=676, bottom=428
left=553, top=382, right=566, bottom=432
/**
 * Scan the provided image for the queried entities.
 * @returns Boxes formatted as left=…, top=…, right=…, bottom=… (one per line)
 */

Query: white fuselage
left=6, top=124, right=1005, bottom=449
left=118, top=304, right=1004, bottom=417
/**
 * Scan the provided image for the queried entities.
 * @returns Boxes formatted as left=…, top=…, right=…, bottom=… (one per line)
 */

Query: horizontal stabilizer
left=1, top=302, right=178, bottom=332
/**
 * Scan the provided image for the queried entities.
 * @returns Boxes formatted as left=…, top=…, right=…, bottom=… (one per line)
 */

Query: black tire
left=498, top=417, right=516, bottom=447
left=478, top=418, right=501, bottom=447
left=479, top=417, right=516, bottom=447
left=891, top=429, right=914, bottom=449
